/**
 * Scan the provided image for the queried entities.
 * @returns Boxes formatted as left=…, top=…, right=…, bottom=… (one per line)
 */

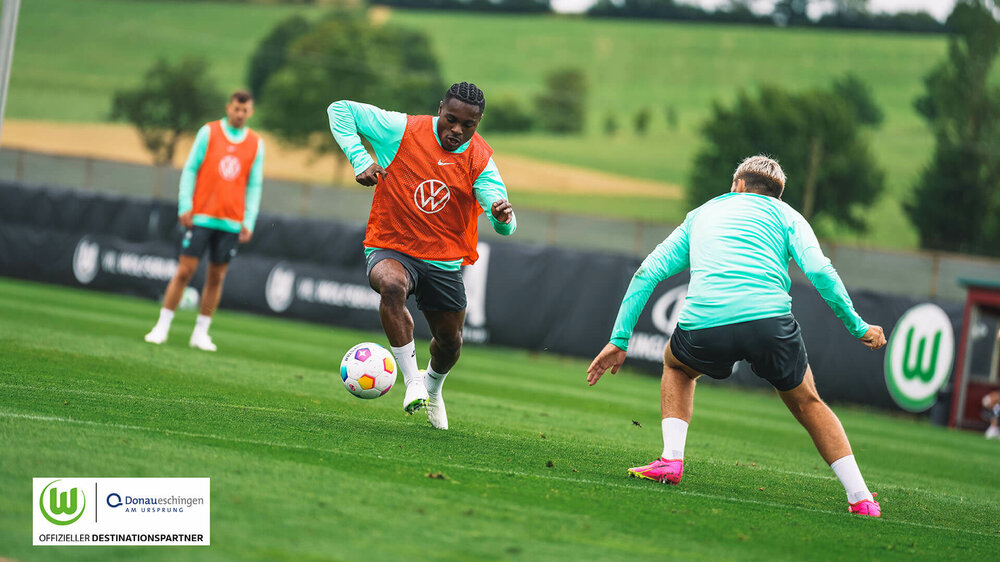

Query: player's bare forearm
left=356, top=163, right=388, bottom=187
left=586, top=343, right=627, bottom=386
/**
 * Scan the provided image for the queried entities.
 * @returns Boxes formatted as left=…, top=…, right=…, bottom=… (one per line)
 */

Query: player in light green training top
left=587, top=155, right=888, bottom=517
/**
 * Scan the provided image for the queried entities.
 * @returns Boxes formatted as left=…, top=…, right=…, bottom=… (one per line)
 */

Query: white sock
left=155, top=308, right=175, bottom=331
left=830, top=455, right=873, bottom=504
left=426, top=363, right=448, bottom=396
left=193, top=314, right=212, bottom=335
left=391, top=342, right=421, bottom=389
left=661, top=418, right=688, bottom=461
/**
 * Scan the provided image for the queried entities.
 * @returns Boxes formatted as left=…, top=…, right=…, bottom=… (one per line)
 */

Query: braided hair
left=444, top=82, right=485, bottom=113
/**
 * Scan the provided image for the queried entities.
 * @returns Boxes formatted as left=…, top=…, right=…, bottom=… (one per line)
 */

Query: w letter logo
left=413, top=179, right=451, bottom=214
left=884, top=303, right=955, bottom=412
left=39, top=480, right=86, bottom=526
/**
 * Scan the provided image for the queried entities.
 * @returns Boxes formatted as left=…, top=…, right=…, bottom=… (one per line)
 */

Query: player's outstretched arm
left=587, top=343, right=627, bottom=386
left=474, top=158, right=517, bottom=235
left=859, top=325, right=886, bottom=350
left=327, top=100, right=406, bottom=186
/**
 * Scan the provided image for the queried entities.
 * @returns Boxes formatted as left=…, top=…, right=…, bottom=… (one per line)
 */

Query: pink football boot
left=848, top=493, right=881, bottom=517
left=627, top=458, right=684, bottom=485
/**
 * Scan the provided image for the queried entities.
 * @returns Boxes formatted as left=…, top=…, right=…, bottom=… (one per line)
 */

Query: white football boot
left=144, top=325, right=169, bottom=345
left=426, top=391, right=448, bottom=430
left=402, top=380, right=428, bottom=414
left=424, top=370, right=448, bottom=430
left=189, top=331, right=217, bottom=352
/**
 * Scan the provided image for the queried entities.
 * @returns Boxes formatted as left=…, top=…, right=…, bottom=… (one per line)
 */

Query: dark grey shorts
left=669, top=314, right=808, bottom=392
left=365, top=249, right=466, bottom=312
left=180, top=226, right=239, bottom=264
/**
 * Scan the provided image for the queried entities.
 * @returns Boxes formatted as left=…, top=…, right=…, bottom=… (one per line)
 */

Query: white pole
left=0, top=0, right=22, bottom=146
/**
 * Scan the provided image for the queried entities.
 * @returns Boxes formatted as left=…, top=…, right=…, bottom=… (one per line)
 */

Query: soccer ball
left=340, top=342, right=397, bottom=399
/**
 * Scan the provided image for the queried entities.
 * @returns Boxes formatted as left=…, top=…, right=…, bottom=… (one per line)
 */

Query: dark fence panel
left=0, top=180, right=964, bottom=414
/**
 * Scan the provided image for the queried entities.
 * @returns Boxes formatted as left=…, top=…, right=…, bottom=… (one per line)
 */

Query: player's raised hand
left=587, top=343, right=627, bottom=386
left=356, top=163, right=388, bottom=187
left=859, top=325, right=886, bottom=350
left=491, top=200, right=513, bottom=224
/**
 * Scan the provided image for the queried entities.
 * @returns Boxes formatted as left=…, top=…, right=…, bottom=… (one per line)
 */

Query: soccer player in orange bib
left=145, top=91, right=264, bottom=351
left=329, top=82, right=516, bottom=429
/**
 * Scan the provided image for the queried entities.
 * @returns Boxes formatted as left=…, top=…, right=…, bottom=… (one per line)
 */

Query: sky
left=549, top=0, right=958, bottom=21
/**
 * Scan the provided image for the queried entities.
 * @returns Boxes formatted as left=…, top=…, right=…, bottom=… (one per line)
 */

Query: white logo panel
left=265, top=264, right=296, bottom=313
left=33, top=477, right=210, bottom=546
left=73, top=238, right=100, bottom=284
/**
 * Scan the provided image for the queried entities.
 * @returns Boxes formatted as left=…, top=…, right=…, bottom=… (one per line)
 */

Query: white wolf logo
left=73, top=238, right=100, bottom=284
left=266, top=264, right=296, bottom=313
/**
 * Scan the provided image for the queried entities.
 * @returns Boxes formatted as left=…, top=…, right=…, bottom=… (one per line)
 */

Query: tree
left=773, top=0, right=810, bottom=26
left=689, top=79, right=884, bottom=232
left=534, top=68, right=588, bottom=134
left=257, top=12, right=444, bottom=171
left=634, top=107, right=651, bottom=135
left=832, top=0, right=868, bottom=16
left=484, top=95, right=534, bottom=133
left=907, top=0, right=1000, bottom=255
left=246, top=15, right=311, bottom=103
left=832, top=73, right=883, bottom=127
left=110, top=58, right=222, bottom=166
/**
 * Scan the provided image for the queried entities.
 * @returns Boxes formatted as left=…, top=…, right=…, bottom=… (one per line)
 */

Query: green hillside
left=8, top=0, right=949, bottom=247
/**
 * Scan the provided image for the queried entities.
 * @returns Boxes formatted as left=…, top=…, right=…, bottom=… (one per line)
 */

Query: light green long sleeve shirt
left=328, top=100, right=516, bottom=270
left=178, top=118, right=265, bottom=233
left=610, top=192, right=868, bottom=350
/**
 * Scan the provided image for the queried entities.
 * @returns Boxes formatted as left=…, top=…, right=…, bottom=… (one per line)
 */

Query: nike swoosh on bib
left=437, top=160, right=455, bottom=166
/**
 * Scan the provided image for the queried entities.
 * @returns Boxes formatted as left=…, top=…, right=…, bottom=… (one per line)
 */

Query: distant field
left=8, top=0, right=948, bottom=246
left=2, top=277, right=1000, bottom=560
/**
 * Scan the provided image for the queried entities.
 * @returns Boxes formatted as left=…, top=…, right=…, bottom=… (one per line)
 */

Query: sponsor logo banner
left=73, top=237, right=177, bottom=286
left=33, top=478, right=210, bottom=546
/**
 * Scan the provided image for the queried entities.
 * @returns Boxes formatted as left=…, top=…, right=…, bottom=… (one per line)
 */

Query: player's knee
left=438, top=331, right=463, bottom=356
left=175, top=264, right=196, bottom=284
left=206, top=266, right=227, bottom=284
left=378, top=280, right=408, bottom=305
left=787, top=390, right=824, bottom=416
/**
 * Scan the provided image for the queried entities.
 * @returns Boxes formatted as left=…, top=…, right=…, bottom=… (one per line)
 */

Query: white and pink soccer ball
left=340, top=342, right=397, bottom=399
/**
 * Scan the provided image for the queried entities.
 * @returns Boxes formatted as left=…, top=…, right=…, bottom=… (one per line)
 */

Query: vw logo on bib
left=414, top=179, right=451, bottom=214
left=218, top=155, right=242, bottom=181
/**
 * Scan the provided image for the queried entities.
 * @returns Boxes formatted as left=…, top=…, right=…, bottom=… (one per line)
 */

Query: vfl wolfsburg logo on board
left=39, top=480, right=86, bottom=526
left=884, top=303, right=955, bottom=412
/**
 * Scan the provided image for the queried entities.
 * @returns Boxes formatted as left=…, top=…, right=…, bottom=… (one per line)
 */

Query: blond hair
left=733, top=155, right=786, bottom=197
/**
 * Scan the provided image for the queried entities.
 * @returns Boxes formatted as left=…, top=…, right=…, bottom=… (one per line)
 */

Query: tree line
left=110, top=0, right=1000, bottom=257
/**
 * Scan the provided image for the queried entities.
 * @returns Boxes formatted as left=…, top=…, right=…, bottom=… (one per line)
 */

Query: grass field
left=1, top=276, right=999, bottom=560
left=8, top=0, right=951, bottom=247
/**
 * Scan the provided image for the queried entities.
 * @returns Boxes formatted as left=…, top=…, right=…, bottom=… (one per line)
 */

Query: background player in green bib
left=587, top=155, right=888, bottom=517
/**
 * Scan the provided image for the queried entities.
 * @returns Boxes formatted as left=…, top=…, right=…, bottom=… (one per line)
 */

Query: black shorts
left=365, top=249, right=466, bottom=312
left=180, top=226, right=239, bottom=264
left=669, top=314, right=808, bottom=392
